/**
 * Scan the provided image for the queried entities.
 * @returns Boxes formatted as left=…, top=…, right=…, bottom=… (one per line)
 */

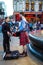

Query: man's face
left=6, top=17, right=10, bottom=22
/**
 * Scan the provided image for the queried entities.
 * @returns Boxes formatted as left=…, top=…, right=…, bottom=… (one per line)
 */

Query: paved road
left=0, top=33, right=43, bottom=65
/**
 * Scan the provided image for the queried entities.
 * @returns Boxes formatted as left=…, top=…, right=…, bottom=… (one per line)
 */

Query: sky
left=0, top=0, right=13, bottom=16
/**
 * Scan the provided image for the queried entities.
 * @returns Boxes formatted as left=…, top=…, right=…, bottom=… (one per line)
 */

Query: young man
left=2, top=17, right=11, bottom=57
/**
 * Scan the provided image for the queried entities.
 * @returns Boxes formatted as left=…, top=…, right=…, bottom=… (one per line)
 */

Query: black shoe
left=24, top=52, right=27, bottom=56
left=6, top=51, right=11, bottom=54
left=20, top=51, right=27, bottom=57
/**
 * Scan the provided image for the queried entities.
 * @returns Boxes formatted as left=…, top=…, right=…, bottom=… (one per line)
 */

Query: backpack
left=3, top=50, right=20, bottom=60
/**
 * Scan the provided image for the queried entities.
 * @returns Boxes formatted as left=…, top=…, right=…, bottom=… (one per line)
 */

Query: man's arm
left=18, top=21, right=26, bottom=31
left=2, top=24, right=7, bottom=34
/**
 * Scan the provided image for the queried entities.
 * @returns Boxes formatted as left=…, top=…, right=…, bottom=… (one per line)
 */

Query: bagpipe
left=10, top=22, right=20, bottom=37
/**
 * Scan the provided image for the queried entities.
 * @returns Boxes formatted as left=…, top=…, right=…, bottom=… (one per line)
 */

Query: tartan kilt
left=20, top=31, right=29, bottom=46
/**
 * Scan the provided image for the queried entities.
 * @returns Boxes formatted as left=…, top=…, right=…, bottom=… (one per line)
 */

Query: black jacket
left=2, top=22, right=11, bottom=40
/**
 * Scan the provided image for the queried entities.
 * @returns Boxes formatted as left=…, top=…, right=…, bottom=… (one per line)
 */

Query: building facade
left=0, top=2, right=6, bottom=19
left=13, top=0, right=43, bottom=12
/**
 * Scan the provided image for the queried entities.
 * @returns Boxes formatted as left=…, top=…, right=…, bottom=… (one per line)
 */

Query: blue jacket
left=18, top=20, right=29, bottom=32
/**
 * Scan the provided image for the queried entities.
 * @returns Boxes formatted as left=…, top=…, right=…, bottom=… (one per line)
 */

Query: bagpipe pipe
left=10, top=22, right=20, bottom=37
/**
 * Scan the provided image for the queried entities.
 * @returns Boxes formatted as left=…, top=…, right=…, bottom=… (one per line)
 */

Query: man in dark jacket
left=2, top=17, right=11, bottom=56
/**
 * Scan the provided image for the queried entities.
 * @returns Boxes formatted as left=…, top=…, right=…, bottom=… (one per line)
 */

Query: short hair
left=5, top=17, right=9, bottom=20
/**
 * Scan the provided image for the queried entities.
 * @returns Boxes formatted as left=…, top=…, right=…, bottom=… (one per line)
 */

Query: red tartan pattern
left=20, top=31, right=29, bottom=46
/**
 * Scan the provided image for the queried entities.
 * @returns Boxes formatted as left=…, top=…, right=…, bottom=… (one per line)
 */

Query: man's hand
left=7, top=31, right=12, bottom=36
left=15, top=27, right=18, bottom=30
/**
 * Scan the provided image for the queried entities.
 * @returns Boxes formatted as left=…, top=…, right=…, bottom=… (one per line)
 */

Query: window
left=26, top=3, right=29, bottom=11
left=39, top=2, right=42, bottom=11
left=31, top=2, right=34, bottom=11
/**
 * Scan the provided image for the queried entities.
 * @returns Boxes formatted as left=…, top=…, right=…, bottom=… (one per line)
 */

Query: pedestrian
left=36, top=21, right=41, bottom=30
left=29, top=22, right=33, bottom=31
